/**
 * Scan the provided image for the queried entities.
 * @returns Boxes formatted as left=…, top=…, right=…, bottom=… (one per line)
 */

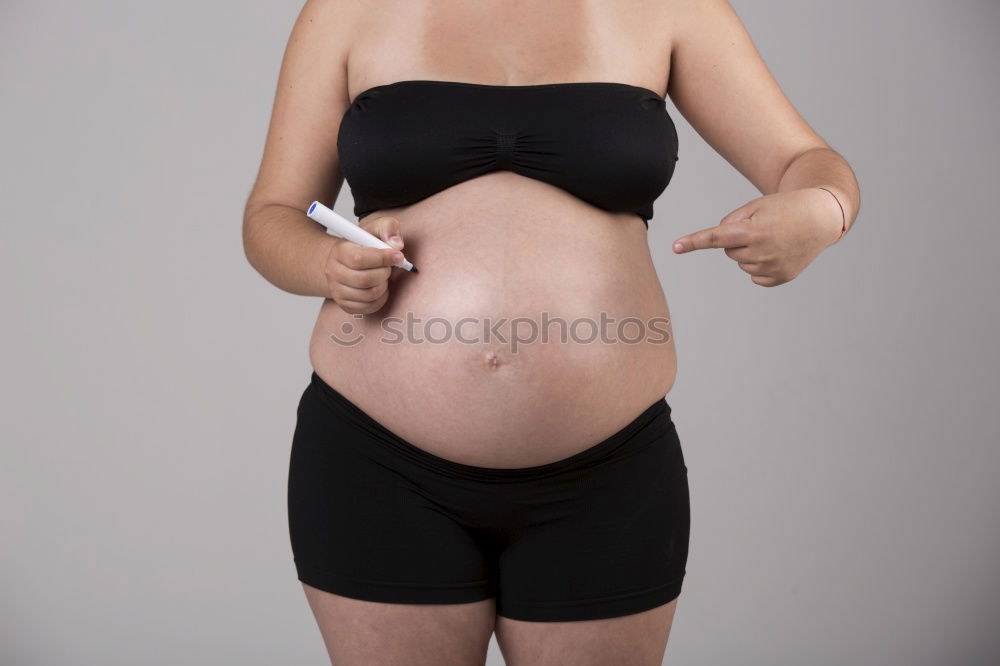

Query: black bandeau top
left=336, top=79, right=679, bottom=228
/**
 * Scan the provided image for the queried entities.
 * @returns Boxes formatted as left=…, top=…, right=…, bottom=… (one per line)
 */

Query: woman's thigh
left=302, top=585, right=496, bottom=666
left=494, top=598, right=679, bottom=666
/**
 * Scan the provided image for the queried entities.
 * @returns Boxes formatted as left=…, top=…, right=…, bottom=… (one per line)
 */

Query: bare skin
left=244, top=0, right=860, bottom=663
left=301, top=586, right=678, bottom=666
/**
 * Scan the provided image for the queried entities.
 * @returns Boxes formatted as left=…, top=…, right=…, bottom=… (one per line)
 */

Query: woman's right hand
left=324, top=215, right=407, bottom=315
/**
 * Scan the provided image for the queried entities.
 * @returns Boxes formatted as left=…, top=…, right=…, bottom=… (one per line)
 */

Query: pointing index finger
left=673, top=223, right=749, bottom=253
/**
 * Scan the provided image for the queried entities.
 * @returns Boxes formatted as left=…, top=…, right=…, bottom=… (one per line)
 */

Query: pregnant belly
left=309, top=172, right=677, bottom=468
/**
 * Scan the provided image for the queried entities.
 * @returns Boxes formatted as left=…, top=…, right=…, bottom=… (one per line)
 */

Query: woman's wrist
left=814, top=185, right=848, bottom=244
left=316, top=233, right=342, bottom=300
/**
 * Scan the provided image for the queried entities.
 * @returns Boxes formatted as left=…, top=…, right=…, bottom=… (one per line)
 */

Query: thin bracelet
left=816, top=186, right=847, bottom=240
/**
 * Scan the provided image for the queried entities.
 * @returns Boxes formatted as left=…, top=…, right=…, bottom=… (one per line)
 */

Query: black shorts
left=287, top=372, right=690, bottom=622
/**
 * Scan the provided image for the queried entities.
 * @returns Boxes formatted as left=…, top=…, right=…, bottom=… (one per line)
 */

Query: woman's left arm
left=664, top=0, right=861, bottom=286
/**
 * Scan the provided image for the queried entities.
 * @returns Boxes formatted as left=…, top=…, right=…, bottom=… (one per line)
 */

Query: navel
left=484, top=350, right=502, bottom=370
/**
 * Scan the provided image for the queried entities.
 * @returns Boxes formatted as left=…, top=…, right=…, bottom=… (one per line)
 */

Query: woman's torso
left=310, top=0, right=679, bottom=467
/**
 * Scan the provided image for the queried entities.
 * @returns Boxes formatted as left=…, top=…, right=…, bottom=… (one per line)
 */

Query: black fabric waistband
left=307, top=371, right=673, bottom=483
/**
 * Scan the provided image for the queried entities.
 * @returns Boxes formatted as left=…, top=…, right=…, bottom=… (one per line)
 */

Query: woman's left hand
left=671, top=188, right=844, bottom=287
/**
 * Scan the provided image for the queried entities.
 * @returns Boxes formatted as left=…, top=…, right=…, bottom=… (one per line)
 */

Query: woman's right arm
left=242, top=0, right=355, bottom=298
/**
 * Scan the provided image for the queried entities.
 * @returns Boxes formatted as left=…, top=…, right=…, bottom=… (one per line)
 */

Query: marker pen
left=306, top=201, right=418, bottom=273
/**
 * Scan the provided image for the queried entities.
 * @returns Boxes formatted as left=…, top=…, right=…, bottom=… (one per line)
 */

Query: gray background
left=3, top=0, right=998, bottom=664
